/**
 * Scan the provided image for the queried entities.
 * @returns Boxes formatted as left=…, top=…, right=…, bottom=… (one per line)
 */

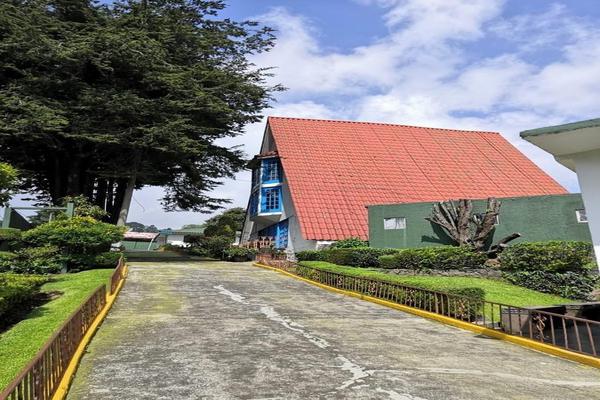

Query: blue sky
left=10, top=1, right=600, bottom=228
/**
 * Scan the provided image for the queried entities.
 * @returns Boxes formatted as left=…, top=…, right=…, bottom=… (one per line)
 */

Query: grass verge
left=298, top=261, right=573, bottom=308
left=0, top=269, right=113, bottom=389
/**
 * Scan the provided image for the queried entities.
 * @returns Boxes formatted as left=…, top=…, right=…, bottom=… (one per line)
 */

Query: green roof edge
left=520, top=118, right=600, bottom=138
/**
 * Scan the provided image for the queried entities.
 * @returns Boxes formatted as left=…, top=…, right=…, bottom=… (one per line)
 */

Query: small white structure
left=521, top=118, right=600, bottom=269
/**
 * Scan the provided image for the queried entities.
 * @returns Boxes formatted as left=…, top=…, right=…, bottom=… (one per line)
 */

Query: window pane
left=384, top=217, right=406, bottom=230
left=576, top=209, right=587, bottom=223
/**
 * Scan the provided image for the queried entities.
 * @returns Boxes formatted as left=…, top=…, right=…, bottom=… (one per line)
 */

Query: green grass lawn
left=0, top=269, right=113, bottom=389
left=299, top=261, right=573, bottom=308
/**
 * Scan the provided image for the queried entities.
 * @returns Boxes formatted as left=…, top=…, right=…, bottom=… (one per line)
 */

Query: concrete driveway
left=67, top=261, right=600, bottom=400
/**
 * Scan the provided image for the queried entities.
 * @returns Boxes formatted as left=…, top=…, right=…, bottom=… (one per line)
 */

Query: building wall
left=572, top=149, right=600, bottom=266
left=368, top=194, right=592, bottom=249
left=241, top=126, right=317, bottom=253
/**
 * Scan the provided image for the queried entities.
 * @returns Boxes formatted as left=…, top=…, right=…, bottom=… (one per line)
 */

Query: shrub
left=222, top=247, right=258, bottom=262
left=296, top=250, right=326, bottom=262
left=504, top=271, right=599, bottom=301
left=190, top=235, right=233, bottom=259
left=93, top=251, right=123, bottom=268
left=331, top=237, right=368, bottom=249
left=0, top=273, right=49, bottom=322
left=325, top=247, right=399, bottom=268
left=0, top=228, right=22, bottom=251
left=22, top=216, right=125, bottom=271
left=9, top=246, right=64, bottom=274
left=0, top=251, right=16, bottom=271
left=500, top=241, right=593, bottom=273
left=378, top=247, right=487, bottom=271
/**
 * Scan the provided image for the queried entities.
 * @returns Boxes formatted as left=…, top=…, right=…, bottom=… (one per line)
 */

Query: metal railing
left=271, top=262, right=599, bottom=358
left=1, top=256, right=128, bottom=400
left=0, top=286, right=106, bottom=400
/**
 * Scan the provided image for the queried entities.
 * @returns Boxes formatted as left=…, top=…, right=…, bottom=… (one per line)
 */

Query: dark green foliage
left=331, top=237, right=369, bottom=249
left=0, top=252, right=16, bottom=271
left=126, top=222, right=159, bottom=233
left=0, top=228, right=22, bottom=251
left=500, top=241, right=593, bottom=273
left=296, top=247, right=398, bottom=268
left=22, top=217, right=125, bottom=271
left=377, top=247, right=487, bottom=271
left=7, top=246, right=64, bottom=274
left=296, top=250, right=326, bottom=262
left=222, top=247, right=257, bottom=262
left=194, top=235, right=232, bottom=259
left=203, top=208, right=246, bottom=238
left=92, top=252, right=123, bottom=269
left=0, top=163, right=18, bottom=206
left=0, top=274, right=49, bottom=322
left=0, top=1, right=280, bottom=221
left=504, top=271, right=598, bottom=301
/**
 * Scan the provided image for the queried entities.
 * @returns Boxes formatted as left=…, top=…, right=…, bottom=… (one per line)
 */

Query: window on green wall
left=384, top=217, right=406, bottom=230
left=576, top=209, right=588, bottom=223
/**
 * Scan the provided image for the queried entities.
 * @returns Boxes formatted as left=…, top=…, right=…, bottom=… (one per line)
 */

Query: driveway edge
left=253, top=262, right=600, bottom=369
left=51, top=265, right=129, bottom=400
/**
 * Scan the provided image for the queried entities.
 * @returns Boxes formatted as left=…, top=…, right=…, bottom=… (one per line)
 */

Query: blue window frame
left=260, top=186, right=282, bottom=213
left=258, top=219, right=289, bottom=249
left=251, top=167, right=260, bottom=188
left=262, top=158, right=281, bottom=184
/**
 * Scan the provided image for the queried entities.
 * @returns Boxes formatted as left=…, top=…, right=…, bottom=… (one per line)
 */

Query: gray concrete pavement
left=67, top=261, right=600, bottom=400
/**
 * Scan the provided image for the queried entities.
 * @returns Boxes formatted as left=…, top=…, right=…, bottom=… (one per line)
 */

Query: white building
left=521, top=118, right=600, bottom=268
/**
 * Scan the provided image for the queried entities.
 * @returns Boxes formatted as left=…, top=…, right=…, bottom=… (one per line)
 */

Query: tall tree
left=0, top=0, right=280, bottom=224
left=203, top=207, right=245, bottom=238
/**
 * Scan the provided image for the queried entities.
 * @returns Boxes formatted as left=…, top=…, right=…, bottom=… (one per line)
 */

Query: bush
left=504, top=271, right=599, bottom=300
left=0, top=273, right=49, bottom=321
left=9, top=246, right=64, bottom=274
left=296, top=248, right=398, bottom=267
left=331, top=237, right=368, bottom=249
left=500, top=241, right=593, bottom=273
left=0, top=251, right=16, bottom=271
left=190, top=235, right=232, bottom=259
left=92, top=251, right=123, bottom=269
left=222, top=247, right=258, bottom=262
left=0, top=228, right=22, bottom=251
left=296, top=250, right=326, bottom=262
left=22, top=216, right=125, bottom=271
left=379, top=247, right=487, bottom=271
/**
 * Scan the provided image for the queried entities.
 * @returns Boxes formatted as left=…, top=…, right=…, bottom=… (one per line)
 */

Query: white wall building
left=521, top=118, right=600, bottom=269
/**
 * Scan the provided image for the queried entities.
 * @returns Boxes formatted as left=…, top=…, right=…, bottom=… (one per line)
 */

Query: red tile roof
left=267, top=117, right=567, bottom=241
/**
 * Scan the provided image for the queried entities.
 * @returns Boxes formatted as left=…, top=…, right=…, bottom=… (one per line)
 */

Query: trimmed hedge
left=0, top=228, right=22, bottom=251
left=378, top=247, right=487, bottom=271
left=22, top=216, right=125, bottom=271
left=0, top=273, right=49, bottom=321
left=331, top=237, right=368, bottom=249
left=503, top=271, right=599, bottom=301
left=500, top=241, right=593, bottom=273
left=222, top=247, right=257, bottom=262
left=297, top=247, right=398, bottom=267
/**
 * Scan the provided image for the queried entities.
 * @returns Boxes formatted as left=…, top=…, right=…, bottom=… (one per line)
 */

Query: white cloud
left=117, top=1, right=600, bottom=225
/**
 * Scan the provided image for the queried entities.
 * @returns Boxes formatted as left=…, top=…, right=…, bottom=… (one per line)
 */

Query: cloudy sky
left=12, top=0, right=600, bottom=228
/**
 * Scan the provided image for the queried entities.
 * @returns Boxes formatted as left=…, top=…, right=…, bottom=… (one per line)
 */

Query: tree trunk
left=116, top=152, right=141, bottom=226
left=116, top=173, right=136, bottom=226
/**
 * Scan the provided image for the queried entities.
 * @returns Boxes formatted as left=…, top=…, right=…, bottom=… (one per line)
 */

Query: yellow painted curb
left=253, top=263, right=600, bottom=369
left=51, top=265, right=129, bottom=400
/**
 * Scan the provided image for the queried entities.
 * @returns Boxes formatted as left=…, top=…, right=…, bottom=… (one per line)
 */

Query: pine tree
left=0, top=0, right=280, bottom=223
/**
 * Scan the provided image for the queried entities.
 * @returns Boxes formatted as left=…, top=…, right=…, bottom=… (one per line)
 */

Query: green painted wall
left=368, top=194, right=592, bottom=249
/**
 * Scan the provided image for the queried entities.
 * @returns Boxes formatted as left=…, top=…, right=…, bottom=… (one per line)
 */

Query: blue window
left=261, top=186, right=282, bottom=213
left=262, top=158, right=281, bottom=184
left=258, top=219, right=289, bottom=249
